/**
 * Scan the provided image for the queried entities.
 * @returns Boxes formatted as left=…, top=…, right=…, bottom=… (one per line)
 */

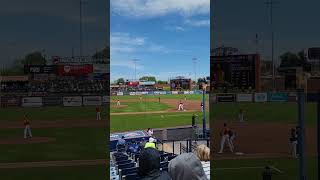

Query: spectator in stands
left=144, top=137, right=157, bottom=149
left=168, top=153, right=208, bottom=180
left=195, top=145, right=210, bottom=179
left=116, top=136, right=126, bottom=151
left=138, top=148, right=171, bottom=180
left=147, top=128, right=154, bottom=136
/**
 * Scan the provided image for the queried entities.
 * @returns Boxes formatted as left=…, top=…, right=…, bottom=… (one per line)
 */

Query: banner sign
left=129, top=92, right=136, bottom=96
left=43, top=96, right=62, bottom=106
left=287, top=92, right=297, bottom=102
left=148, top=91, right=154, bottom=95
left=166, top=91, right=172, bottom=94
left=117, top=92, right=124, bottom=96
left=268, top=92, right=288, bottom=102
left=172, top=91, right=178, bottom=94
left=154, top=91, right=161, bottom=95
left=254, top=93, right=268, bottom=102
left=139, top=81, right=156, bottom=85
left=63, top=96, right=82, bottom=106
left=111, top=92, right=117, bottom=96
left=159, top=91, right=166, bottom=95
left=22, top=97, right=43, bottom=107
left=178, top=91, right=184, bottom=94
left=83, top=96, right=102, bottom=106
left=216, top=94, right=235, bottom=102
left=141, top=91, right=149, bottom=95
left=135, top=92, right=143, bottom=95
left=1, top=96, right=21, bottom=106
left=24, top=65, right=57, bottom=74
left=58, top=65, right=93, bottom=76
left=184, top=91, right=191, bottom=94
left=236, top=94, right=253, bottom=102
left=189, top=91, right=194, bottom=94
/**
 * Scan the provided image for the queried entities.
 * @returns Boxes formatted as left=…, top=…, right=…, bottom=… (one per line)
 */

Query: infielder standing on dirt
left=178, top=101, right=184, bottom=111
left=23, top=113, right=32, bottom=139
left=96, top=106, right=101, bottom=120
left=289, top=128, right=298, bottom=158
left=218, top=123, right=233, bottom=153
left=117, top=99, right=121, bottom=106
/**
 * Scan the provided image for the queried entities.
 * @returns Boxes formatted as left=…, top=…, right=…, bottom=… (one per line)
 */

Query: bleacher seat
left=117, top=162, right=135, bottom=170
left=122, top=173, right=140, bottom=180
left=116, top=159, right=132, bottom=165
left=119, top=167, right=138, bottom=177
left=160, top=161, right=169, bottom=168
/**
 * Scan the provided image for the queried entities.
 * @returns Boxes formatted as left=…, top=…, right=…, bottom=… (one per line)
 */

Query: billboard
left=83, top=96, right=102, bottom=106
left=254, top=93, right=268, bottom=102
left=58, top=65, right=93, bottom=76
left=216, top=94, right=235, bottom=102
left=1, top=96, right=21, bottom=107
left=43, top=96, right=63, bottom=106
left=268, top=92, right=288, bottom=102
left=139, top=81, right=156, bottom=85
left=236, top=94, right=253, bottom=102
left=24, top=65, right=57, bottom=74
left=63, top=96, right=82, bottom=106
left=211, top=54, right=260, bottom=90
left=22, top=97, right=43, bottom=107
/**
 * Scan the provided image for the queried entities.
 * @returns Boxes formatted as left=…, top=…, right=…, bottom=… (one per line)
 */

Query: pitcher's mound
left=0, top=137, right=56, bottom=145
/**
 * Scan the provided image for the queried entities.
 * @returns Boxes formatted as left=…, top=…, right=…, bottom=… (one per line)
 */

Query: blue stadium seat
left=115, top=156, right=129, bottom=162
left=160, top=161, right=169, bottom=168
left=117, top=162, right=135, bottom=169
left=122, top=173, right=140, bottom=180
left=119, top=167, right=138, bottom=176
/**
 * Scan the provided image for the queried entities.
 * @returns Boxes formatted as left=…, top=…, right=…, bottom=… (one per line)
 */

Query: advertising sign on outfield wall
left=135, top=92, right=143, bottom=95
left=142, top=91, right=148, bottom=95
left=254, top=93, right=268, bottom=102
left=43, top=96, right=63, bottom=106
left=22, top=97, right=43, bottom=107
left=148, top=91, right=154, bottom=95
left=159, top=91, right=166, bottom=95
left=154, top=91, right=161, bottom=95
left=83, top=96, right=102, bottom=106
left=268, top=92, right=288, bottom=102
left=172, top=91, right=178, bottom=94
left=129, top=92, right=136, bottom=96
left=166, top=91, right=172, bottom=95
left=1, top=96, right=21, bottom=107
left=102, top=96, right=109, bottom=105
left=236, top=94, right=253, bottom=102
left=216, top=94, right=235, bottom=102
left=184, top=91, right=191, bottom=94
left=287, top=92, right=297, bottom=102
left=117, top=92, right=124, bottom=96
left=189, top=91, right=194, bottom=94
left=63, top=96, right=82, bottom=106
left=178, top=91, right=184, bottom=94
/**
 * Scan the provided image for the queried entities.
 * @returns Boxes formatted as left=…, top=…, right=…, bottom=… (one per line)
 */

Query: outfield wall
left=0, top=95, right=109, bottom=107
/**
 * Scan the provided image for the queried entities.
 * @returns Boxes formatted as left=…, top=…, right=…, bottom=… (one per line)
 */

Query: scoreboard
left=211, top=54, right=260, bottom=90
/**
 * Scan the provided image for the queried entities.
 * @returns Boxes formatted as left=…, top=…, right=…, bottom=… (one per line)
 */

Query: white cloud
left=165, top=26, right=186, bottom=32
left=110, top=33, right=146, bottom=54
left=111, top=0, right=209, bottom=18
left=185, top=19, right=210, bottom=27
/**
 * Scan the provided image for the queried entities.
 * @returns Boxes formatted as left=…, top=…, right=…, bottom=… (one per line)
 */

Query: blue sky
left=110, top=0, right=210, bottom=82
left=0, top=0, right=108, bottom=67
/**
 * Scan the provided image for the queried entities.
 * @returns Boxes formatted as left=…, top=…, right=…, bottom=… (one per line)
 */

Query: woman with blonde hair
left=195, top=144, right=210, bottom=179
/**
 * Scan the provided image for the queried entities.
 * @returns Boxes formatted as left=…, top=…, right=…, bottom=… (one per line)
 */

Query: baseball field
left=211, top=101, right=318, bottom=180
left=0, top=106, right=107, bottom=180
left=1, top=93, right=318, bottom=179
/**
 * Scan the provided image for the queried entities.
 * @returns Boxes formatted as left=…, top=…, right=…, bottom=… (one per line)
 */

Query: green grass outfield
left=0, top=127, right=106, bottom=163
left=111, top=101, right=172, bottom=113
left=0, top=165, right=106, bottom=180
left=213, top=157, right=318, bottom=180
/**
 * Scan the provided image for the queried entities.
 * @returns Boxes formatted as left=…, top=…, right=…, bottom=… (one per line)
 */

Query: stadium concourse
left=109, top=130, right=210, bottom=180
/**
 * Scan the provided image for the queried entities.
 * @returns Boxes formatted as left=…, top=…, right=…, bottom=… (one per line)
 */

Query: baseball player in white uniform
left=218, top=123, right=233, bottom=153
left=178, top=101, right=184, bottom=111
left=116, top=99, right=121, bottom=106
left=23, top=114, right=32, bottom=139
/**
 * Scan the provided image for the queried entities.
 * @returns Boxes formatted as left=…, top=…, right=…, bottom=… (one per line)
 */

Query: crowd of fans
left=112, top=133, right=211, bottom=180
left=1, top=80, right=107, bottom=95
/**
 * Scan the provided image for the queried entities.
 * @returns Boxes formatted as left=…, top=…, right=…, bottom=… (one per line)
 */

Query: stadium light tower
left=265, top=0, right=278, bottom=91
left=132, top=59, right=140, bottom=81
left=79, top=0, right=88, bottom=58
left=192, top=58, right=198, bottom=84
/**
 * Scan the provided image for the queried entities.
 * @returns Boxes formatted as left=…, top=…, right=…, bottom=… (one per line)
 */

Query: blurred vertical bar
left=318, top=90, right=320, bottom=180
left=297, top=89, right=306, bottom=180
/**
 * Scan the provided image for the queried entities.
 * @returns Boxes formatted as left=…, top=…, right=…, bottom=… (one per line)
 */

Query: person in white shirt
left=147, top=128, right=154, bottom=136
left=195, top=144, right=210, bottom=179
